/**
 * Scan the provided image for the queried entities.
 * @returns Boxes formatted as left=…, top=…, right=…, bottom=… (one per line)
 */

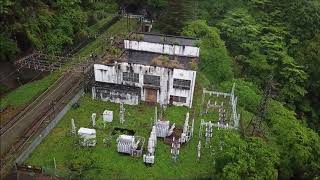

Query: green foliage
left=213, top=131, right=279, bottom=180
left=216, top=77, right=320, bottom=179
left=0, top=0, right=14, bottom=16
left=267, top=101, right=320, bottom=179
left=198, top=0, right=244, bottom=24
left=217, top=7, right=308, bottom=104
left=1, top=0, right=319, bottom=179
left=24, top=1, right=87, bottom=53
left=0, top=17, right=136, bottom=111
left=67, top=142, right=98, bottom=178
left=294, top=34, right=320, bottom=130
left=284, top=0, right=320, bottom=40
left=218, top=8, right=261, bottom=55
left=0, top=32, right=19, bottom=62
left=219, top=79, right=261, bottom=114
left=182, top=20, right=233, bottom=84
left=0, top=73, right=60, bottom=110
left=156, top=0, right=192, bottom=35
left=1, top=0, right=118, bottom=59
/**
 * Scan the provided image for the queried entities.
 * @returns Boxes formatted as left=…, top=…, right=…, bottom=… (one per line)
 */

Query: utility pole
left=247, top=75, right=274, bottom=136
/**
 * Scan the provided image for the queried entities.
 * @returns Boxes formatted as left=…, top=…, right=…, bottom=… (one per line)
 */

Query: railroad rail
left=0, top=71, right=83, bottom=177
left=0, top=50, right=101, bottom=178
left=0, top=23, right=136, bottom=178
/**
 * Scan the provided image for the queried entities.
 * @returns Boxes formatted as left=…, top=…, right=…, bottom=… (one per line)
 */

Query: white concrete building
left=92, top=33, right=200, bottom=107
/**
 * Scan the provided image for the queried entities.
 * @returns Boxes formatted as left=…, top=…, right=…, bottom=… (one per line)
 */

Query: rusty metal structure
left=14, top=52, right=95, bottom=73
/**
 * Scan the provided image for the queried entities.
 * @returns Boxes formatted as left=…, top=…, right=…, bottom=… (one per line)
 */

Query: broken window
left=170, top=95, right=187, bottom=103
left=173, top=79, right=191, bottom=90
left=123, top=72, right=139, bottom=83
left=144, top=74, right=160, bottom=86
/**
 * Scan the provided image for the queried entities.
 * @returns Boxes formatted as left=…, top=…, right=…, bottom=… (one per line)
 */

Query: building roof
left=129, top=32, right=199, bottom=46
left=116, top=50, right=198, bottom=70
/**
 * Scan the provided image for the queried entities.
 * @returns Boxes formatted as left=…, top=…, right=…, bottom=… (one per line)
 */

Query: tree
left=156, top=0, right=192, bottom=35
left=219, top=79, right=261, bottom=114
left=182, top=20, right=233, bottom=84
left=284, top=0, right=320, bottom=41
left=294, top=33, right=320, bottom=131
left=267, top=100, right=320, bottom=179
left=217, top=8, right=308, bottom=107
left=0, top=32, right=19, bottom=62
left=213, top=131, right=279, bottom=180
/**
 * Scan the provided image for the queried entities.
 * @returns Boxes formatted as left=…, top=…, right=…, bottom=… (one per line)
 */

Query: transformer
left=116, top=135, right=144, bottom=157
left=78, top=127, right=96, bottom=147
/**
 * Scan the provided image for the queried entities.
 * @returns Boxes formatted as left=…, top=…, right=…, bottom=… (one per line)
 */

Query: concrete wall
left=93, top=63, right=196, bottom=107
left=124, top=40, right=200, bottom=57
left=169, top=69, right=197, bottom=107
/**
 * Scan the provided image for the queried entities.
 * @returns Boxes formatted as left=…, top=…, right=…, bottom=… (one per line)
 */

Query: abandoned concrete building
left=92, top=33, right=200, bottom=107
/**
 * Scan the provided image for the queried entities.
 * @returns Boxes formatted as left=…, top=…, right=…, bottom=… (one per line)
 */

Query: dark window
left=170, top=95, right=187, bottom=103
left=123, top=72, right=139, bottom=83
left=144, top=75, right=160, bottom=86
left=173, top=79, right=191, bottom=90
left=102, top=92, right=110, bottom=99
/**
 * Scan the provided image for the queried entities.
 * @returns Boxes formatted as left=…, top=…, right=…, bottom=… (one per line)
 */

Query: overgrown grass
left=75, top=18, right=139, bottom=57
left=25, top=75, right=218, bottom=179
left=0, top=18, right=138, bottom=111
left=0, top=72, right=60, bottom=110
left=87, top=15, right=113, bottom=35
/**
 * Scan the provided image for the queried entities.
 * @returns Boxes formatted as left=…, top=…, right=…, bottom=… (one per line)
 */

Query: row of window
left=173, top=79, right=191, bottom=90
left=122, top=72, right=191, bottom=90
left=123, top=72, right=139, bottom=83
left=143, top=74, right=160, bottom=86
left=170, top=95, right=187, bottom=103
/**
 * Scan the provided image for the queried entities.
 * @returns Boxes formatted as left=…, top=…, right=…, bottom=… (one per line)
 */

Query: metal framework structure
left=200, top=83, right=240, bottom=128
left=247, top=75, right=274, bottom=136
left=14, top=52, right=95, bottom=73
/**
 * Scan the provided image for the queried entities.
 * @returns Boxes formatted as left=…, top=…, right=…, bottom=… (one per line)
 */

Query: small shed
left=78, top=127, right=96, bottom=147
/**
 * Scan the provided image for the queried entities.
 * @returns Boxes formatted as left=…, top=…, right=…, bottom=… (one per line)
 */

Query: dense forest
left=1, top=0, right=320, bottom=179
left=0, top=0, right=117, bottom=57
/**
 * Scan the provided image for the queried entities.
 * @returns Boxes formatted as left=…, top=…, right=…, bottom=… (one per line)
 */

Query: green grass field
left=0, top=17, right=138, bottom=111
left=24, top=76, right=224, bottom=179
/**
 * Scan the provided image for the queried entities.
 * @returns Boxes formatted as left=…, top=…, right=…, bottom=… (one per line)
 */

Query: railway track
left=0, top=73, right=70, bottom=136
left=0, top=70, right=84, bottom=178
left=0, top=61, right=94, bottom=136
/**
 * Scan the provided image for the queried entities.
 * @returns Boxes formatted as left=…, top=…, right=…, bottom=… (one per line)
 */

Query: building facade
left=92, top=33, right=200, bottom=108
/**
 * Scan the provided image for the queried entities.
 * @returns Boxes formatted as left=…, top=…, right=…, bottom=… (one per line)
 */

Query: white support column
left=71, top=118, right=76, bottom=135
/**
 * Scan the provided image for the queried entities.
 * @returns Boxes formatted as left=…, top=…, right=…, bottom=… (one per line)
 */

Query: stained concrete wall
left=169, top=69, right=197, bottom=107
left=93, top=63, right=196, bottom=107
left=124, top=40, right=200, bottom=57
